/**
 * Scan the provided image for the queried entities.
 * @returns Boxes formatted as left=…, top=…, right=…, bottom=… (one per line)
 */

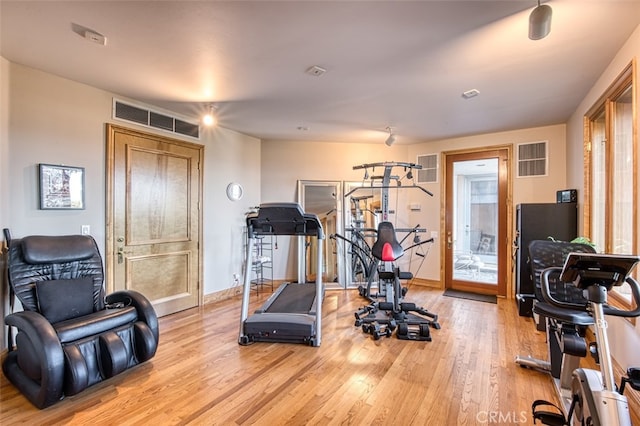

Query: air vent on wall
left=416, top=154, right=438, bottom=183
left=113, top=99, right=200, bottom=139
left=517, top=141, right=547, bottom=177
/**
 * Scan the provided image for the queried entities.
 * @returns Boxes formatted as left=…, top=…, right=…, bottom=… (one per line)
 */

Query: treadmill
left=238, top=202, right=325, bottom=347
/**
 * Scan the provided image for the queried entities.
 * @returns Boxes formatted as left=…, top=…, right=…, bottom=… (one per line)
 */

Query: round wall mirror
left=226, top=182, right=243, bottom=201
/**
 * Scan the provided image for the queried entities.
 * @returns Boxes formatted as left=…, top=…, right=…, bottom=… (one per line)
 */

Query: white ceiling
left=1, top=1, right=639, bottom=144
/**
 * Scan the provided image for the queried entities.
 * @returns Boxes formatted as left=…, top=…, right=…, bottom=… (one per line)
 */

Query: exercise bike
left=531, top=251, right=640, bottom=425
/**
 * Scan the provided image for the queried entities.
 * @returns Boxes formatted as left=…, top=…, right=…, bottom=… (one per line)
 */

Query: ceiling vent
left=305, top=65, right=327, bottom=77
left=462, top=89, right=480, bottom=99
left=113, top=99, right=200, bottom=139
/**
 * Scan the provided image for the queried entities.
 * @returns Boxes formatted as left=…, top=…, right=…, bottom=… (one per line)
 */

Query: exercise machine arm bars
left=352, top=161, right=422, bottom=170
left=344, top=185, right=433, bottom=198
left=540, top=268, right=640, bottom=318
left=541, top=267, right=640, bottom=392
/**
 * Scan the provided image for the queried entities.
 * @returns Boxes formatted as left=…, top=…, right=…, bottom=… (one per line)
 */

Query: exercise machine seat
left=527, top=240, right=595, bottom=377
left=529, top=240, right=596, bottom=323
left=3, top=234, right=159, bottom=408
left=372, top=222, right=404, bottom=262
left=529, top=240, right=595, bottom=304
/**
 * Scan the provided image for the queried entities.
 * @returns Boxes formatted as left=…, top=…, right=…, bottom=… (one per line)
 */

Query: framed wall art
left=39, top=163, right=85, bottom=210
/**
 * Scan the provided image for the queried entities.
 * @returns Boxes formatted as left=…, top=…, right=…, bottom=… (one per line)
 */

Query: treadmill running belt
left=265, top=283, right=316, bottom=313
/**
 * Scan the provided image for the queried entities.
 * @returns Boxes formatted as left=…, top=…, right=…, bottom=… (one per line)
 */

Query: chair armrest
left=4, top=311, right=65, bottom=408
left=106, top=290, right=159, bottom=342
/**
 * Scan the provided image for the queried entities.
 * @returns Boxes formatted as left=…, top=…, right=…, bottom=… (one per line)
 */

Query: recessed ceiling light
left=462, top=89, right=480, bottom=99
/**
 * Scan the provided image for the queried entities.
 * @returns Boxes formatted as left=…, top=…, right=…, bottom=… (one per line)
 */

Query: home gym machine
left=238, top=202, right=325, bottom=347
left=343, top=161, right=440, bottom=340
left=524, top=251, right=640, bottom=425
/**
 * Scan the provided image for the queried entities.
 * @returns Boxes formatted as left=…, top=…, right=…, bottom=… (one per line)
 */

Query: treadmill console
left=247, top=202, right=324, bottom=238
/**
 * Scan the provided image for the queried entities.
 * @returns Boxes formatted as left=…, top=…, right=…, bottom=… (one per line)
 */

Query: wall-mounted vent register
left=113, top=99, right=200, bottom=139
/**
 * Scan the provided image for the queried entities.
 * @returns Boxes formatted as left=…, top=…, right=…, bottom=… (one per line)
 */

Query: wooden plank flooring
left=0, top=286, right=636, bottom=425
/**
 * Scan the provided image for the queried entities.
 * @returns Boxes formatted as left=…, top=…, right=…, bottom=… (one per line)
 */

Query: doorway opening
left=444, top=148, right=510, bottom=296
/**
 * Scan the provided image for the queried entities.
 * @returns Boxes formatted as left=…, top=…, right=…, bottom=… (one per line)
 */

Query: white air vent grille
left=113, top=99, right=200, bottom=139
left=517, top=141, right=547, bottom=177
left=417, top=154, right=438, bottom=183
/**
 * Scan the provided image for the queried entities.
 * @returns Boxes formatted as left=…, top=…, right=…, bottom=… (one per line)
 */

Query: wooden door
left=106, top=124, right=203, bottom=317
left=444, top=148, right=510, bottom=297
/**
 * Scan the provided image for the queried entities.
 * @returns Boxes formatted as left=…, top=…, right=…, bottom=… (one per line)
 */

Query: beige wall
left=261, top=140, right=410, bottom=202
left=1, top=62, right=261, bottom=311
left=7, top=63, right=113, bottom=244
left=565, top=23, right=640, bottom=370
left=201, top=125, right=261, bottom=295
left=261, top=124, right=567, bottom=282
left=260, top=140, right=410, bottom=279
left=407, top=124, right=568, bottom=282
left=408, top=124, right=568, bottom=206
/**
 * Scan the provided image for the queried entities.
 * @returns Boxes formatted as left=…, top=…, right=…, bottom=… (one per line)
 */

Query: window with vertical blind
left=584, top=60, right=636, bottom=306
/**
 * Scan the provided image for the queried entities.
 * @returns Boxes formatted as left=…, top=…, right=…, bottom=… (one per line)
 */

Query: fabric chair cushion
left=36, top=278, right=94, bottom=323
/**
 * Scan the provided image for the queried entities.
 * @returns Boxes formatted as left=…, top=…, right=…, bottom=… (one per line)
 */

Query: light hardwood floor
left=1, top=286, right=638, bottom=425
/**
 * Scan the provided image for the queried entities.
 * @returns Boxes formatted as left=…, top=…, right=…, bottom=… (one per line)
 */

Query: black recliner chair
left=3, top=233, right=159, bottom=408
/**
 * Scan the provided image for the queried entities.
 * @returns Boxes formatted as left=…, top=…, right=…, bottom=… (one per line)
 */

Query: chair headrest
left=21, top=235, right=97, bottom=264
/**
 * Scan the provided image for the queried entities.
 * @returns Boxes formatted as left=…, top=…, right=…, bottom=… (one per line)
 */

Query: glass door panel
left=451, top=159, right=498, bottom=285
left=444, top=148, right=508, bottom=296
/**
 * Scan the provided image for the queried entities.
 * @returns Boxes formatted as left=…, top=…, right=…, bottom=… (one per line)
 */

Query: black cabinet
left=515, top=203, right=577, bottom=316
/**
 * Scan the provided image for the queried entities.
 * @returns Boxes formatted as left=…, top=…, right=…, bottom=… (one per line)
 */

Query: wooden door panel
left=126, top=251, right=194, bottom=315
left=128, top=148, right=191, bottom=242
left=107, top=124, right=203, bottom=317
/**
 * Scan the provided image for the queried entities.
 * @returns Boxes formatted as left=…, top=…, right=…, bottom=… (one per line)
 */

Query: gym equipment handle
left=541, top=267, right=640, bottom=318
